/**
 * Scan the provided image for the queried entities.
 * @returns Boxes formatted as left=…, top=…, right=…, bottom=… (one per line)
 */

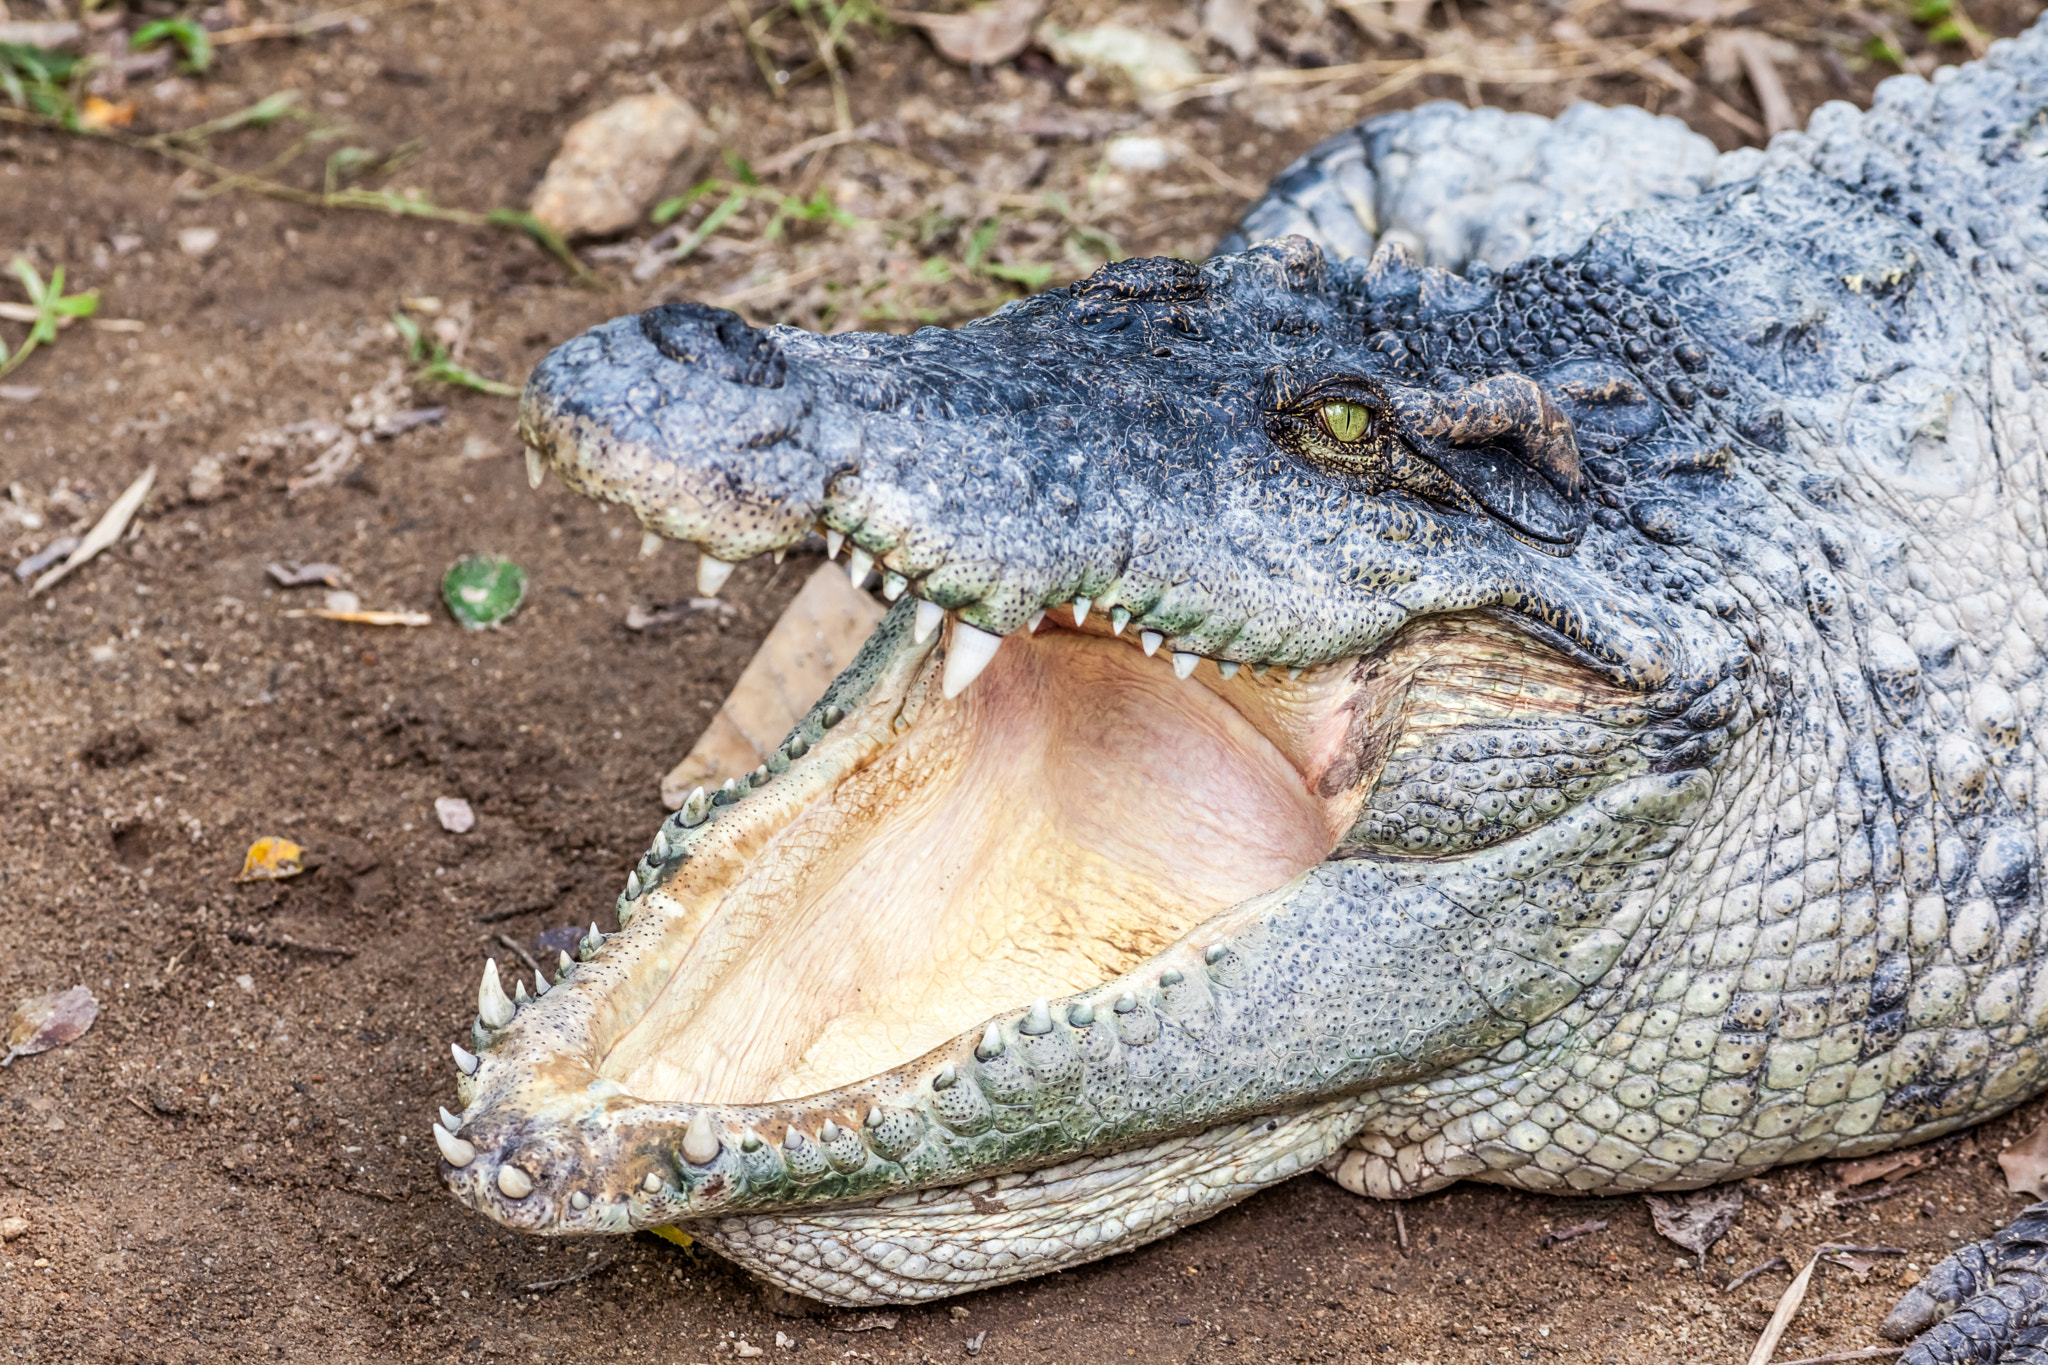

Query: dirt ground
left=6, top=0, right=2048, bottom=1361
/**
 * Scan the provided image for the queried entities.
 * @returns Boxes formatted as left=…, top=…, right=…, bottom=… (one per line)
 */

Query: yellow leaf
left=79, top=96, right=137, bottom=130
left=236, top=836, right=306, bottom=882
left=647, top=1225, right=693, bottom=1249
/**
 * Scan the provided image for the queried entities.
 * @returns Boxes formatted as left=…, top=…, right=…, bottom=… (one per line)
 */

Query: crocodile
left=442, top=20, right=2048, bottom=1356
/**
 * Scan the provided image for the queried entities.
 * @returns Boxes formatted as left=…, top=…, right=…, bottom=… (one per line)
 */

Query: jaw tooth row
left=671, top=532, right=1301, bottom=689
left=445, top=941, right=1239, bottom=1214
left=617, top=702, right=852, bottom=909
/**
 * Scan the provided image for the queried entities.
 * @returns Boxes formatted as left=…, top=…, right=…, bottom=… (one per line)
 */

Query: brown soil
left=6, top=1, right=2047, bottom=1360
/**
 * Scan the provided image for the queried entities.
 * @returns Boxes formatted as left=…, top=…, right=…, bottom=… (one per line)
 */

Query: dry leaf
left=28, top=465, right=155, bottom=597
left=2001, top=1119, right=2048, bottom=1198
left=236, top=836, right=307, bottom=882
left=3, top=986, right=99, bottom=1067
left=1746, top=1252, right=1818, bottom=1365
left=661, top=563, right=886, bottom=808
left=1835, top=1146, right=1933, bottom=1186
left=282, top=607, right=432, bottom=627
left=1645, top=1186, right=1744, bottom=1260
left=895, top=0, right=1044, bottom=66
left=78, top=96, right=136, bottom=129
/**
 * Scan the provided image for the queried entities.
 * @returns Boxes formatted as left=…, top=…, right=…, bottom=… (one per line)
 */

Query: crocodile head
left=440, top=233, right=1771, bottom=1299
left=443, top=82, right=2043, bottom=1295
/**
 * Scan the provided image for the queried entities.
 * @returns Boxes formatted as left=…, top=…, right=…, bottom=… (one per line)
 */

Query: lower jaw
left=685, top=1090, right=1378, bottom=1305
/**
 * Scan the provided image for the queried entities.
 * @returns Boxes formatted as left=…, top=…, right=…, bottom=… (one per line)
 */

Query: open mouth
left=593, top=601, right=1367, bottom=1109
left=438, top=575, right=1641, bottom=1222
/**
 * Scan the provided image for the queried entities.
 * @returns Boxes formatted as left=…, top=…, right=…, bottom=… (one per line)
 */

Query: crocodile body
left=439, top=20, right=2048, bottom=1346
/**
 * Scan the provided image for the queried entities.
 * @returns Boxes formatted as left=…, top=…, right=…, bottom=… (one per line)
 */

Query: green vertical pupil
left=1321, top=401, right=1370, bottom=442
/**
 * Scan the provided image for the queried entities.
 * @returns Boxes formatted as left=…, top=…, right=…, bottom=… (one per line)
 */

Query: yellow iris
left=1320, top=401, right=1371, bottom=443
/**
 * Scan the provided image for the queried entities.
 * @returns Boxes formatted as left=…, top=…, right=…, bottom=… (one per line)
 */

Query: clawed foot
left=1884, top=1202, right=2048, bottom=1362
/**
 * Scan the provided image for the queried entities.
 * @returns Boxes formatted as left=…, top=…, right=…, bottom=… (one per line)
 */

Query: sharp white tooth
left=533, top=972, right=550, bottom=997
left=497, top=1164, right=534, bottom=1199
left=1288, top=666, right=1304, bottom=680
left=1029, top=609, right=1046, bottom=633
left=433, top=1123, right=476, bottom=1167
left=477, top=959, right=516, bottom=1030
left=697, top=554, right=737, bottom=597
left=883, top=572, right=907, bottom=601
left=451, top=1043, right=479, bottom=1075
left=1072, top=597, right=1091, bottom=626
left=1218, top=660, right=1240, bottom=679
left=513, top=980, right=532, bottom=1005
left=1111, top=607, right=1130, bottom=636
left=1253, top=662, right=1271, bottom=676
left=439, top=1106, right=463, bottom=1130
left=943, top=622, right=1003, bottom=699
left=826, top=529, right=844, bottom=559
left=639, top=531, right=663, bottom=558
left=1140, top=630, right=1163, bottom=657
left=525, top=445, right=545, bottom=489
left=847, top=546, right=873, bottom=586
left=914, top=599, right=945, bottom=644
left=557, top=949, right=575, bottom=978
left=1172, top=651, right=1199, bottom=679
left=683, top=1109, right=721, bottom=1165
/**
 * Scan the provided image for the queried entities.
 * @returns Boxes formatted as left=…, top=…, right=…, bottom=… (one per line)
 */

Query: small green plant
left=0, top=256, right=99, bottom=382
left=0, top=42, right=82, bottom=125
left=963, top=220, right=1055, bottom=290
left=652, top=156, right=858, bottom=263
left=391, top=311, right=519, bottom=397
left=131, top=17, right=214, bottom=74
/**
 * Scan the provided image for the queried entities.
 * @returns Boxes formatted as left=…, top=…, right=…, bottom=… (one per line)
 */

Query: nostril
left=639, top=302, right=787, bottom=389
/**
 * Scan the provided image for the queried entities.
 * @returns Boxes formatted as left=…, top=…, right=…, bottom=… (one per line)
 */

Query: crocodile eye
left=1321, top=401, right=1371, bottom=443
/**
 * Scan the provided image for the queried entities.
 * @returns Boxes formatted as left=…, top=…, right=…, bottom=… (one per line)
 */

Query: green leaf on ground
left=132, top=17, right=214, bottom=74
left=442, top=555, right=528, bottom=629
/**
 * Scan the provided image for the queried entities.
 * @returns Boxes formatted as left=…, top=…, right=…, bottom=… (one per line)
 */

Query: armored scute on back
left=444, top=19, right=2048, bottom=1353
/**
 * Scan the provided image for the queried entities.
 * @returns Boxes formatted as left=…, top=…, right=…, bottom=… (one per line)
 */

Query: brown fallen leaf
left=2000, top=1118, right=2048, bottom=1198
left=236, top=836, right=308, bottom=882
left=1645, top=1185, right=1744, bottom=1262
left=3, top=986, right=99, bottom=1067
left=893, top=0, right=1044, bottom=66
left=1834, top=1146, right=1934, bottom=1187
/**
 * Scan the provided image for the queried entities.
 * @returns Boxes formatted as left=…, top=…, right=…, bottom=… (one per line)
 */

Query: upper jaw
left=520, top=298, right=1683, bottom=684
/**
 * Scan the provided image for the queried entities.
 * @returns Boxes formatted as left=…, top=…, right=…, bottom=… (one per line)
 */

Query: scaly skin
left=442, top=22, right=2048, bottom=1336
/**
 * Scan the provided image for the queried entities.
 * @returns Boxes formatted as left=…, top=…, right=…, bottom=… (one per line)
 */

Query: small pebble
left=435, top=797, right=476, bottom=834
left=0, top=1216, right=27, bottom=1241
left=176, top=227, right=220, bottom=259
